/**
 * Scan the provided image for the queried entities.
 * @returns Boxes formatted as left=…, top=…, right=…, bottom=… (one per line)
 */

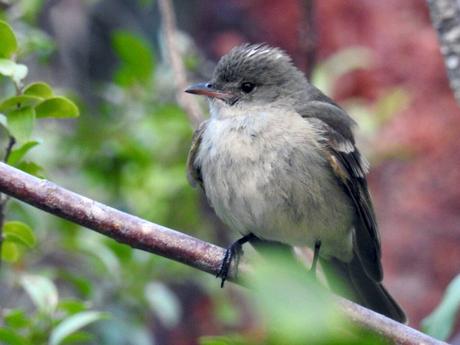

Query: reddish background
left=188, top=0, right=460, bottom=330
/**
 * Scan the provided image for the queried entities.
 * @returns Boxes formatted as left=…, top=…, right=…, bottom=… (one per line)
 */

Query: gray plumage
left=185, top=43, right=405, bottom=323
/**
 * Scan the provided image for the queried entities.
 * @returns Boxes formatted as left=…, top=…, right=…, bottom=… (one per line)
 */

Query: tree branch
left=0, top=161, right=447, bottom=345
left=158, top=0, right=205, bottom=128
left=427, top=0, right=460, bottom=105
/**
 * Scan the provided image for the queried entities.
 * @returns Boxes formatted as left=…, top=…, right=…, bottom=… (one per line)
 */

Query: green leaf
left=145, top=282, right=181, bottom=327
left=49, top=311, right=109, bottom=345
left=199, top=336, right=248, bottom=345
left=3, top=221, right=36, bottom=248
left=7, top=107, right=35, bottom=143
left=23, top=82, right=53, bottom=98
left=0, top=95, right=42, bottom=112
left=0, top=113, right=7, bottom=128
left=4, top=310, right=30, bottom=329
left=112, top=30, right=154, bottom=85
left=22, top=28, right=55, bottom=62
left=7, top=140, right=41, bottom=165
left=422, top=274, right=460, bottom=340
left=77, top=235, right=120, bottom=278
left=20, top=274, right=58, bottom=315
left=245, top=252, right=347, bottom=344
left=58, top=299, right=88, bottom=315
left=0, top=328, right=28, bottom=345
left=0, top=59, right=28, bottom=85
left=18, top=0, right=45, bottom=24
left=16, top=161, right=45, bottom=178
left=35, top=96, right=79, bottom=118
left=59, top=272, right=92, bottom=299
left=1, top=242, right=20, bottom=262
left=59, top=331, right=93, bottom=345
left=0, top=21, right=18, bottom=58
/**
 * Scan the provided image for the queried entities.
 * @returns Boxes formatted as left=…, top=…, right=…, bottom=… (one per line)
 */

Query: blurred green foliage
left=0, top=19, right=78, bottom=266
left=0, top=18, right=108, bottom=345
left=0, top=2, right=456, bottom=345
left=422, top=274, right=460, bottom=341
left=0, top=6, right=208, bottom=344
left=112, top=30, right=155, bottom=86
left=201, top=252, right=385, bottom=345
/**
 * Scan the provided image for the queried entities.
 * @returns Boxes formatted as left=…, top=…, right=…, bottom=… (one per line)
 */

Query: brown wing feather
left=186, top=120, right=209, bottom=190
left=300, top=102, right=382, bottom=282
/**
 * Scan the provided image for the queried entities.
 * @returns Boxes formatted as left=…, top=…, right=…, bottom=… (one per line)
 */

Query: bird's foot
left=308, top=240, right=322, bottom=280
left=217, top=241, right=244, bottom=288
left=217, top=234, right=256, bottom=287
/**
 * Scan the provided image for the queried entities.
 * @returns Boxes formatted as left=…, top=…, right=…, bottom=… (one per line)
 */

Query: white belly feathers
left=195, top=109, right=354, bottom=261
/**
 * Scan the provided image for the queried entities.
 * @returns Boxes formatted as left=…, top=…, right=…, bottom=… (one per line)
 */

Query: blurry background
left=0, top=0, right=459, bottom=344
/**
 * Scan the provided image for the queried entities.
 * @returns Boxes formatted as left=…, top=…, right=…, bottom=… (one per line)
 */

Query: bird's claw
left=217, top=242, right=243, bottom=287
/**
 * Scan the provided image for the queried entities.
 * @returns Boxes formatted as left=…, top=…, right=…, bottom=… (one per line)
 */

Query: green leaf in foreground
left=0, top=59, right=28, bottom=85
left=35, top=96, right=79, bottom=118
left=7, top=107, right=35, bottom=143
left=0, top=20, right=18, bottom=58
left=422, top=274, right=460, bottom=341
left=49, top=311, right=109, bottom=345
left=242, top=251, right=380, bottom=344
left=247, top=254, right=342, bottom=343
left=7, top=140, right=41, bottom=165
left=20, top=274, right=59, bottom=315
left=1, top=241, right=20, bottom=262
left=23, top=81, right=54, bottom=98
left=3, top=221, right=36, bottom=248
left=0, top=95, right=42, bottom=113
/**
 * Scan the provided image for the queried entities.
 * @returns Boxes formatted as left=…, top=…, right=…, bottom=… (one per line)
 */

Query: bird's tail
left=320, top=256, right=406, bottom=323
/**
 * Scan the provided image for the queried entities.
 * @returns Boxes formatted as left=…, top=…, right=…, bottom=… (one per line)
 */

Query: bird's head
left=185, top=44, right=308, bottom=117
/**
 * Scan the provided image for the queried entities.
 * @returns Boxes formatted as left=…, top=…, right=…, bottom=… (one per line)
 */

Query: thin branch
left=3, top=135, right=15, bottom=162
left=299, top=0, right=317, bottom=79
left=427, top=0, right=460, bottom=105
left=0, top=161, right=447, bottom=345
left=0, top=135, right=15, bottom=262
left=158, top=0, right=204, bottom=128
left=0, top=162, right=225, bottom=276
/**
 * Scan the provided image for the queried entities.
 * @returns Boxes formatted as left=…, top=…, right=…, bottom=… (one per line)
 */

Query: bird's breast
left=196, top=111, right=353, bottom=258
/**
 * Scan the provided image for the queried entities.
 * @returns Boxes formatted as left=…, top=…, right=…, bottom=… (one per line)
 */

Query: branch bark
left=0, top=162, right=447, bottom=345
left=427, top=0, right=460, bottom=105
left=158, top=0, right=204, bottom=128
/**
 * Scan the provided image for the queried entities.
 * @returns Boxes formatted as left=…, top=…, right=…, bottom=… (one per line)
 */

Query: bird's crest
left=214, top=43, right=293, bottom=83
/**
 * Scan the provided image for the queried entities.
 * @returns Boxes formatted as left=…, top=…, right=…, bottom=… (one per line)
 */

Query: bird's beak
left=185, top=82, right=233, bottom=101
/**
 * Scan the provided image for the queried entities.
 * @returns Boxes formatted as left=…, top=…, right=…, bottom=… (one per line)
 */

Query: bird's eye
left=241, top=82, right=255, bottom=93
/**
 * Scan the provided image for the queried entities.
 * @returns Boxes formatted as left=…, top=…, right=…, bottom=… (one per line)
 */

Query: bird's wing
left=300, top=101, right=382, bottom=282
left=186, top=120, right=209, bottom=190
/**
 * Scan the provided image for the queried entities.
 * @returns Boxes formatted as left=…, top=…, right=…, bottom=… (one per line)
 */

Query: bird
left=184, top=43, right=406, bottom=323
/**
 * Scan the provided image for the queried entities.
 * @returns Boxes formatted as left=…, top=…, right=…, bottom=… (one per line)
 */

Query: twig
left=0, top=135, right=15, bottom=262
left=0, top=161, right=447, bottom=345
left=427, top=0, right=460, bottom=105
left=299, top=0, right=317, bottom=79
left=3, top=136, right=15, bottom=162
left=158, top=0, right=204, bottom=128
